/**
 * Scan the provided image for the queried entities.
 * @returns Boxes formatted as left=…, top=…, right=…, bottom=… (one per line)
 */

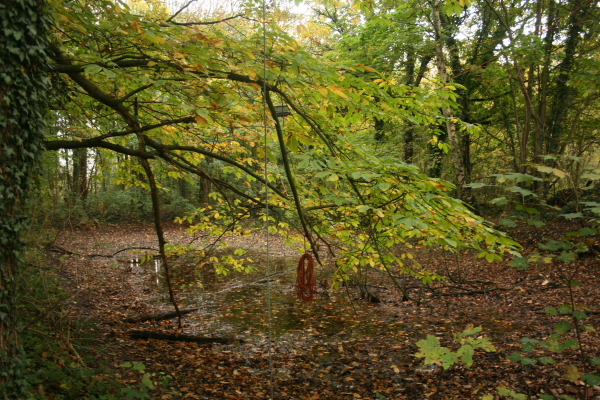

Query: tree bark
left=430, top=0, right=477, bottom=207
left=0, top=0, right=51, bottom=396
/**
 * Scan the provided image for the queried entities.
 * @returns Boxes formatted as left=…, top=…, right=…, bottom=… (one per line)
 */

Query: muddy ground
left=47, top=222, right=600, bottom=400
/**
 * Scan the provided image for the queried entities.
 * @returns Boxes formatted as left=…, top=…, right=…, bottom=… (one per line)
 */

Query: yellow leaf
left=564, top=364, right=580, bottom=382
left=318, top=87, right=328, bottom=96
left=131, top=21, right=143, bottom=34
left=328, top=86, right=349, bottom=99
left=361, top=65, right=377, bottom=73
left=195, top=114, right=208, bottom=124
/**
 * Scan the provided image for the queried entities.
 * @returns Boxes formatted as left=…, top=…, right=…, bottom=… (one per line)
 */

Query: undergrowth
left=16, top=249, right=154, bottom=400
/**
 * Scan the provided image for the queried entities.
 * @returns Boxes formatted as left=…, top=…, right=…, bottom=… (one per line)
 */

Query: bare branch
left=168, top=14, right=245, bottom=26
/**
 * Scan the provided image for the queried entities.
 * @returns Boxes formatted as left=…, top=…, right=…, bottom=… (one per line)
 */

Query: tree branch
left=168, top=14, right=245, bottom=26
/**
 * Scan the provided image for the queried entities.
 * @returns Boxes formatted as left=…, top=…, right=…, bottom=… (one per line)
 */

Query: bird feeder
left=274, top=104, right=291, bottom=117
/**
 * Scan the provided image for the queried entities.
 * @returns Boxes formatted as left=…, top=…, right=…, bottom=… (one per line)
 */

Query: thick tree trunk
left=0, top=0, right=50, bottom=396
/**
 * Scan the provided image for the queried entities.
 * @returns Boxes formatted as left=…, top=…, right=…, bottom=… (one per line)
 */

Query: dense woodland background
left=1, top=0, right=599, bottom=398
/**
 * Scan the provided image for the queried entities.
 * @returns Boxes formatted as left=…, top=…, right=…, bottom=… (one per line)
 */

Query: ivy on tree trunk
left=0, top=0, right=51, bottom=396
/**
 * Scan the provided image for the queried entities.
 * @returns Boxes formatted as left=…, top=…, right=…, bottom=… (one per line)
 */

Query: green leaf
left=545, top=306, right=558, bottom=315
left=561, top=213, right=583, bottom=219
left=497, top=386, right=527, bottom=400
left=539, top=240, right=571, bottom=251
left=582, top=374, right=600, bottom=386
left=508, top=352, right=522, bottom=363
left=538, top=357, right=556, bottom=365
left=535, top=165, right=567, bottom=178
left=466, top=182, right=487, bottom=188
left=521, top=342, right=536, bottom=352
left=499, top=218, right=517, bottom=227
left=505, top=186, right=535, bottom=197
left=580, top=173, right=600, bottom=181
left=558, top=305, right=573, bottom=314
left=509, top=256, right=529, bottom=270
left=579, top=227, right=597, bottom=236
left=527, top=219, right=545, bottom=227
left=141, top=373, right=155, bottom=389
left=491, top=197, right=508, bottom=206
left=84, top=64, right=103, bottom=74
left=557, top=339, right=578, bottom=352
left=520, top=357, right=538, bottom=365
left=378, top=182, right=391, bottom=191
left=554, top=320, right=573, bottom=335
left=457, top=344, right=475, bottom=367
left=572, top=311, right=587, bottom=320
left=557, top=251, right=577, bottom=263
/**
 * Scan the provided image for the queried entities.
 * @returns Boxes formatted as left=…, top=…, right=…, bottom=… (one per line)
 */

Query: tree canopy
left=43, top=0, right=522, bottom=285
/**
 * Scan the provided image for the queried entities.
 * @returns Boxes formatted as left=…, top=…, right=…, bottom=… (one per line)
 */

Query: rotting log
left=123, top=308, right=199, bottom=323
left=128, top=330, right=243, bottom=344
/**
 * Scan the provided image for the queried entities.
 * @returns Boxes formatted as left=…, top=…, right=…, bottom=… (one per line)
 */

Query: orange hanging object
left=296, top=253, right=316, bottom=303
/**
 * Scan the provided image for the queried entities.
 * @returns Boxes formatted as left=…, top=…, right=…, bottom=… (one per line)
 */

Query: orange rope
left=296, top=253, right=316, bottom=303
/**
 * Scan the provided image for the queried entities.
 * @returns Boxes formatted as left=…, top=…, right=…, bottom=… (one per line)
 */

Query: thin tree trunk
left=137, top=136, right=182, bottom=327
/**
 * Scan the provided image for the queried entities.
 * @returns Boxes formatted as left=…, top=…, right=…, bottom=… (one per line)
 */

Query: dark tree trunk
left=0, top=0, right=51, bottom=396
left=547, top=0, right=590, bottom=156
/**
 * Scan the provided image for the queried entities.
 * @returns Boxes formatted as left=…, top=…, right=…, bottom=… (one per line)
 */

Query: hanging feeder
left=273, top=104, right=291, bottom=117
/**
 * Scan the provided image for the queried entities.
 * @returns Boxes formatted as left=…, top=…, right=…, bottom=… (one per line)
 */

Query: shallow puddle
left=124, top=248, right=408, bottom=342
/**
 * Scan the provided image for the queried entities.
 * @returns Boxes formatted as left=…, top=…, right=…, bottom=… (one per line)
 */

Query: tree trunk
left=430, top=0, right=477, bottom=207
left=0, top=0, right=50, bottom=396
left=546, top=0, right=589, bottom=156
left=72, top=147, right=88, bottom=201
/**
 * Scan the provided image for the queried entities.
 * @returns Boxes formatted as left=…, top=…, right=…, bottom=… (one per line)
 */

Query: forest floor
left=46, top=220, right=600, bottom=400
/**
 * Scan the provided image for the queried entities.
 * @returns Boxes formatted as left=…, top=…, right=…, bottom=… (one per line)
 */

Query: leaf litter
left=49, top=221, right=600, bottom=399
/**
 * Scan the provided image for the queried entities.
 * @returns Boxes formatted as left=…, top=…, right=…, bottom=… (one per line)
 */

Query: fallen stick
left=89, top=247, right=159, bottom=258
left=213, top=268, right=294, bottom=294
left=128, top=330, right=243, bottom=344
left=430, top=286, right=516, bottom=297
left=123, top=307, right=199, bottom=323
